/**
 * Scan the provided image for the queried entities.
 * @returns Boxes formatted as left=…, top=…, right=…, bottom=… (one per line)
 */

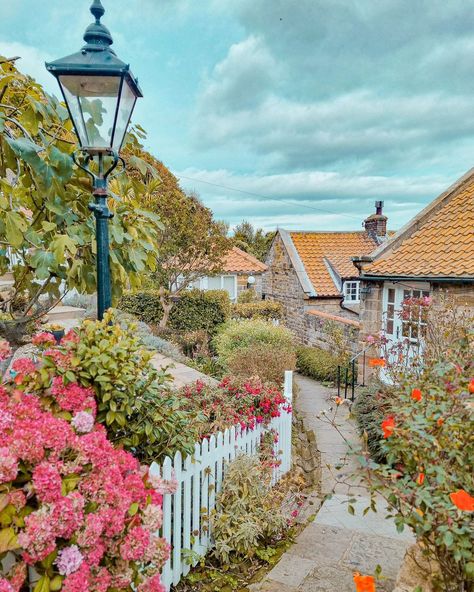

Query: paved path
left=150, top=353, right=218, bottom=389
left=254, top=375, right=413, bottom=592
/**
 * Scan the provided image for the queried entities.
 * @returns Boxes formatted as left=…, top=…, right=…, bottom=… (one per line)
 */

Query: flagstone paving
left=150, top=353, right=218, bottom=389
left=252, top=375, right=414, bottom=592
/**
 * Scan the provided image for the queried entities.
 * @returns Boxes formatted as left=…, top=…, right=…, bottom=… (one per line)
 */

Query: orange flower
left=369, top=358, right=386, bottom=368
left=381, top=415, right=395, bottom=438
left=353, top=572, right=376, bottom=592
left=416, top=472, right=425, bottom=485
left=335, top=396, right=344, bottom=405
left=436, top=417, right=444, bottom=427
left=469, top=379, right=474, bottom=394
left=411, top=388, right=422, bottom=402
left=450, top=490, right=474, bottom=512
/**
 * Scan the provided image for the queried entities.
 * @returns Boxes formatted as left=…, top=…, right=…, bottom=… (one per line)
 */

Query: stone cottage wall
left=263, top=234, right=307, bottom=340
left=304, top=309, right=360, bottom=353
left=236, top=274, right=263, bottom=298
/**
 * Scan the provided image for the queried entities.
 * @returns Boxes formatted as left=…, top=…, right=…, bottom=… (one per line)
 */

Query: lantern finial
left=83, top=0, right=113, bottom=49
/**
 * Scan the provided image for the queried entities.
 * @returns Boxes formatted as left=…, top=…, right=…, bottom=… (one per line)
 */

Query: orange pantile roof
left=364, top=170, right=474, bottom=278
left=223, top=247, right=267, bottom=274
left=290, top=232, right=377, bottom=296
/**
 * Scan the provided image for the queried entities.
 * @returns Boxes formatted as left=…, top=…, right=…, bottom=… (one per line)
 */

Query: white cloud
left=0, top=41, right=55, bottom=93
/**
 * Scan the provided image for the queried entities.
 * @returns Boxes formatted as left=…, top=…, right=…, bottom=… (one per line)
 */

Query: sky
left=1, top=0, right=474, bottom=232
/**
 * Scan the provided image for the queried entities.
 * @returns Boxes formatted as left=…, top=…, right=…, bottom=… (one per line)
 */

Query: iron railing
left=336, top=344, right=372, bottom=401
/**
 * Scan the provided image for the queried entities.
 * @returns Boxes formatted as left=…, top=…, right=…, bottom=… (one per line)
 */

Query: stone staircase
left=47, top=304, right=86, bottom=331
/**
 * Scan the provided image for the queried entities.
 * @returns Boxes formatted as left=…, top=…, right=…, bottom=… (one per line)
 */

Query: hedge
left=231, top=301, right=283, bottom=321
left=118, top=289, right=231, bottom=334
left=296, top=345, right=350, bottom=383
left=352, top=384, right=391, bottom=463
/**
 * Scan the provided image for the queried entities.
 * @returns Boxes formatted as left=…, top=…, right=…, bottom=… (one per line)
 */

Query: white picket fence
left=149, top=370, right=294, bottom=591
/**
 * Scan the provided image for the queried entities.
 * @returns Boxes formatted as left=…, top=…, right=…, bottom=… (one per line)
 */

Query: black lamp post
left=45, top=0, right=142, bottom=320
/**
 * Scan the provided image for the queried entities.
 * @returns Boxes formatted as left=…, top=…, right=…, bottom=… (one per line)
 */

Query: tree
left=0, top=57, right=163, bottom=343
left=233, top=220, right=275, bottom=262
left=111, top=148, right=232, bottom=328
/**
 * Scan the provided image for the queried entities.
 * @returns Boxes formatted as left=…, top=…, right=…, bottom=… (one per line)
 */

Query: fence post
left=284, top=370, right=293, bottom=402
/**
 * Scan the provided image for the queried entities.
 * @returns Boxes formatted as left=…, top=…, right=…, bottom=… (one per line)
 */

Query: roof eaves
left=368, top=166, right=474, bottom=262
left=323, top=257, right=342, bottom=293
left=279, top=229, right=318, bottom=297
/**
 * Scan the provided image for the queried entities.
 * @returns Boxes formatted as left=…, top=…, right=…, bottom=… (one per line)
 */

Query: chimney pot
left=364, top=201, right=388, bottom=241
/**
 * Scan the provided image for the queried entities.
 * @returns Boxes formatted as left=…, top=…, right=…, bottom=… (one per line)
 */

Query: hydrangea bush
left=0, top=332, right=170, bottom=591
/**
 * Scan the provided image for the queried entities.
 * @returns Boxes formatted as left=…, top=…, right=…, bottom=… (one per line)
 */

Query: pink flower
left=11, top=358, right=36, bottom=375
left=51, top=377, right=96, bottom=415
left=32, top=462, right=62, bottom=502
left=0, top=579, right=14, bottom=592
left=142, top=504, right=163, bottom=531
left=138, top=574, right=166, bottom=592
left=55, top=545, right=84, bottom=576
left=0, top=447, right=18, bottom=484
left=31, top=332, right=56, bottom=347
left=366, top=334, right=375, bottom=344
left=120, top=526, right=151, bottom=561
left=0, top=340, right=12, bottom=362
left=71, top=411, right=94, bottom=434
left=62, top=562, right=91, bottom=592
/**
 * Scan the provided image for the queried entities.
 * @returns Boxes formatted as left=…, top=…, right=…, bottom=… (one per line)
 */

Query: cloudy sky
left=1, top=0, right=474, bottom=231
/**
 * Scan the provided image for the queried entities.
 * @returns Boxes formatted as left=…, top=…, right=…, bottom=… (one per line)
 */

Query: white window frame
left=343, top=280, right=360, bottom=303
left=199, top=274, right=238, bottom=302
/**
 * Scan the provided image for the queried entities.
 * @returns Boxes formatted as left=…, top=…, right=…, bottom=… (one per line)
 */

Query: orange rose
left=469, top=379, right=474, bottom=394
left=436, top=417, right=444, bottom=427
left=381, top=416, right=395, bottom=438
left=450, top=490, right=474, bottom=512
left=353, top=572, right=376, bottom=592
left=335, top=396, right=344, bottom=405
left=416, top=473, right=425, bottom=485
left=411, top=388, right=422, bottom=402
left=369, top=358, right=386, bottom=368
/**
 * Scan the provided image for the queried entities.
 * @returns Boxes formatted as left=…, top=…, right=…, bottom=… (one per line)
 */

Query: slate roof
left=363, top=169, right=474, bottom=278
left=289, top=231, right=377, bottom=296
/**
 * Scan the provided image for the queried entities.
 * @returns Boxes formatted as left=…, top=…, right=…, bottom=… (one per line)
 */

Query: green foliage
left=296, top=346, right=350, bottom=383
left=119, top=289, right=231, bottom=334
left=232, top=301, right=283, bottom=321
left=233, top=220, right=275, bottom=263
left=237, top=288, right=259, bottom=303
left=214, top=319, right=296, bottom=384
left=353, top=383, right=391, bottom=463
left=49, top=312, right=199, bottom=462
left=361, top=307, right=474, bottom=589
left=211, top=455, right=287, bottom=563
left=0, top=59, right=163, bottom=340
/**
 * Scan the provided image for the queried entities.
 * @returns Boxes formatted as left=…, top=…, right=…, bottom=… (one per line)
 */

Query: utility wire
left=176, top=173, right=362, bottom=221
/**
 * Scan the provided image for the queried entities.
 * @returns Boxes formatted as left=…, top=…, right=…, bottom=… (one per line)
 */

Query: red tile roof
left=223, top=247, right=267, bottom=274
left=290, top=232, right=377, bottom=296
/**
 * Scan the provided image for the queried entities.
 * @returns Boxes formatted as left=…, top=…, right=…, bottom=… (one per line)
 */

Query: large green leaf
left=30, top=250, right=57, bottom=279
left=49, top=145, right=73, bottom=181
left=50, top=234, right=78, bottom=264
left=5, top=211, right=27, bottom=248
left=0, top=526, right=19, bottom=553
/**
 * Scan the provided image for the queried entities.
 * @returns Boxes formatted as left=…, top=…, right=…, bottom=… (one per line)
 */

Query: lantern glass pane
left=112, top=78, right=137, bottom=151
left=59, top=74, right=121, bottom=150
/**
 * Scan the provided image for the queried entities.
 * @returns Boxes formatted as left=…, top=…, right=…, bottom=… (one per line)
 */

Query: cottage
left=263, top=204, right=388, bottom=349
left=357, top=168, right=474, bottom=380
left=190, top=246, right=267, bottom=302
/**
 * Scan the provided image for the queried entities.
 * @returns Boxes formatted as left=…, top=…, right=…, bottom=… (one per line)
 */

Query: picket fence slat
left=156, top=370, right=293, bottom=591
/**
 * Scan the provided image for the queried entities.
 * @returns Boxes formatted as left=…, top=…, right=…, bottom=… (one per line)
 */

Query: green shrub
left=296, top=345, right=350, bottom=383
left=237, top=288, right=259, bottom=303
left=47, top=312, right=200, bottom=462
left=352, top=383, right=391, bottom=463
left=211, top=455, right=288, bottom=563
left=119, top=288, right=230, bottom=334
left=232, top=300, right=283, bottom=321
left=214, top=319, right=296, bottom=384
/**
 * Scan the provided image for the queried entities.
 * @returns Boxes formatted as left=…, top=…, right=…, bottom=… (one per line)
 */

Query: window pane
left=207, top=277, right=221, bottom=290
left=386, top=319, right=394, bottom=335
left=223, top=276, right=236, bottom=300
left=388, top=288, right=395, bottom=303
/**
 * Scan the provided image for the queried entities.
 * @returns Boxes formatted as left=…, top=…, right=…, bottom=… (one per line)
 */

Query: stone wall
left=304, top=309, right=360, bottom=353
left=236, top=273, right=263, bottom=298
left=263, top=233, right=308, bottom=339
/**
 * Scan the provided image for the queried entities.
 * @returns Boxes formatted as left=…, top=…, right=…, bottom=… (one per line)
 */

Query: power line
left=176, top=173, right=362, bottom=221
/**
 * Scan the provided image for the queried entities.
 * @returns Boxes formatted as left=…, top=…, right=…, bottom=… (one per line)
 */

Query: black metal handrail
left=336, top=344, right=372, bottom=401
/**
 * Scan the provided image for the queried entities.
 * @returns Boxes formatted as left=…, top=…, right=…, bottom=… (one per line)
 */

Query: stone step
left=47, top=305, right=86, bottom=322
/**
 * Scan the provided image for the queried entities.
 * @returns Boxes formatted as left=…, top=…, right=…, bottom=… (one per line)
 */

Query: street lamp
left=45, top=0, right=143, bottom=320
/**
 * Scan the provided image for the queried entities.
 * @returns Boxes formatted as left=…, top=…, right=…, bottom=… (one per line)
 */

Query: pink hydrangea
left=71, top=411, right=94, bottom=434
left=120, top=526, right=151, bottom=561
left=89, top=567, right=112, bottom=592
left=0, top=579, right=14, bottom=592
left=18, top=507, right=57, bottom=563
left=11, top=357, right=36, bottom=375
left=142, top=504, right=163, bottom=531
left=32, top=462, right=62, bottom=502
left=0, top=447, right=18, bottom=484
left=0, top=410, right=13, bottom=431
left=55, top=545, right=84, bottom=576
left=62, top=562, right=91, bottom=592
left=51, top=376, right=96, bottom=414
left=143, top=535, right=170, bottom=565
left=31, top=332, right=56, bottom=347
left=0, top=339, right=12, bottom=362
left=138, top=574, right=166, bottom=592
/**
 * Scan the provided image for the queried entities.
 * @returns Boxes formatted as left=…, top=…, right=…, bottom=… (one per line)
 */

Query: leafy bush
left=37, top=312, right=199, bottom=462
left=119, top=288, right=230, bottom=334
left=0, top=341, right=169, bottom=590
left=352, top=384, right=391, bottom=463
left=237, top=288, right=259, bottom=303
left=178, top=377, right=291, bottom=439
left=231, top=301, right=283, bottom=321
left=296, top=345, right=350, bottom=383
left=175, top=329, right=210, bottom=359
left=211, top=455, right=288, bottom=563
left=214, top=319, right=296, bottom=384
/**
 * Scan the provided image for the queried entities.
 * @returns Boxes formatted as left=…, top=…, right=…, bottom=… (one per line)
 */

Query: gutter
left=360, top=275, right=474, bottom=284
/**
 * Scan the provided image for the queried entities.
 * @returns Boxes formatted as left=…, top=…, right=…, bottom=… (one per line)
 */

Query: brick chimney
left=364, top=201, right=388, bottom=241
